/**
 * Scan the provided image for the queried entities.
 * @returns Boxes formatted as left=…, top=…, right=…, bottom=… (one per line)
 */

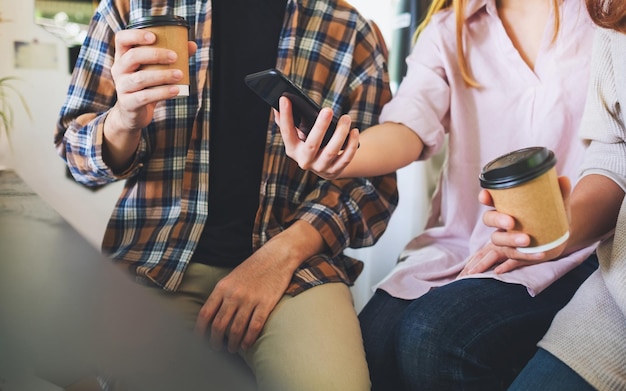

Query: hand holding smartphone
left=244, top=69, right=346, bottom=148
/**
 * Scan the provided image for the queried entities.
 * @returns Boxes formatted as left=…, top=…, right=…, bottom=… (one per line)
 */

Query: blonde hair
left=414, top=0, right=562, bottom=87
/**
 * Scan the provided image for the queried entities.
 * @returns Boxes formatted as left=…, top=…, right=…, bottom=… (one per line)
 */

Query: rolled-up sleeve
left=379, top=24, right=450, bottom=161
left=55, top=6, right=146, bottom=187
left=578, top=29, right=626, bottom=189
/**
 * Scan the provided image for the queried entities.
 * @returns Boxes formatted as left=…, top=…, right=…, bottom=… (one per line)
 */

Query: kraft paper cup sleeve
left=480, top=147, right=569, bottom=253
left=487, top=167, right=569, bottom=252
left=127, top=15, right=190, bottom=97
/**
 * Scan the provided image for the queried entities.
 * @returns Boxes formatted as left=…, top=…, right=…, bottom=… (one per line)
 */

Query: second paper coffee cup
left=479, top=147, right=569, bottom=254
left=127, top=15, right=190, bottom=97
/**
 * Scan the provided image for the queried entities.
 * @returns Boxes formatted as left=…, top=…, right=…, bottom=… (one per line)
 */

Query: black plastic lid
left=479, top=147, right=557, bottom=189
left=127, top=15, right=189, bottom=30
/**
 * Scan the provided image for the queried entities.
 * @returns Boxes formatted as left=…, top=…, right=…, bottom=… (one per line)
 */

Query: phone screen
left=244, top=69, right=342, bottom=148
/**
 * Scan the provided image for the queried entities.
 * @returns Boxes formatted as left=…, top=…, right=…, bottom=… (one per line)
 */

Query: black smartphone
left=244, top=68, right=345, bottom=148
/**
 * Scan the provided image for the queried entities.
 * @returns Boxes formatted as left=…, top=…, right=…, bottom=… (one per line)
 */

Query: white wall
left=0, top=0, right=431, bottom=312
left=345, top=0, right=431, bottom=311
left=0, top=0, right=123, bottom=250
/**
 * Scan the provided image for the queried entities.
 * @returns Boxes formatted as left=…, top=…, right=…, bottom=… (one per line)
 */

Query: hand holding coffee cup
left=126, top=15, right=191, bottom=97
left=479, top=147, right=570, bottom=259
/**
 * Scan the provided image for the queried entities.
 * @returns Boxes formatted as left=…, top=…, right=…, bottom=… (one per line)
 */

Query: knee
left=394, top=306, right=512, bottom=391
left=395, top=312, right=449, bottom=373
left=254, top=356, right=371, bottom=391
left=393, top=308, right=463, bottom=389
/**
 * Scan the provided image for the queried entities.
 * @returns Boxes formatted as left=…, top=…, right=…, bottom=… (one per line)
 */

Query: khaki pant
left=145, top=263, right=371, bottom=391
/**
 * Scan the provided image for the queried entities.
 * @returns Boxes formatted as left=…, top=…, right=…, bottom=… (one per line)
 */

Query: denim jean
left=358, top=254, right=598, bottom=391
left=507, top=348, right=595, bottom=391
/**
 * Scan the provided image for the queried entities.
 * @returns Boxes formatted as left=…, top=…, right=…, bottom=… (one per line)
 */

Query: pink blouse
left=377, top=0, right=597, bottom=299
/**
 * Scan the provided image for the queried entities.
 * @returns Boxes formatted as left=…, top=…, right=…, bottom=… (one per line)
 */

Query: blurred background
left=0, top=0, right=436, bottom=312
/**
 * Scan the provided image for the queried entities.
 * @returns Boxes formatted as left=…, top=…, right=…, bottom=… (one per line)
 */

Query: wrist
left=102, top=108, right=142, bottom=172
left=266, top=221, right=326, bottom=269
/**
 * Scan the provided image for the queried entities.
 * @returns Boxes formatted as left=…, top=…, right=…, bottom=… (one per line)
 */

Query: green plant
left=0, top=76, right=31, bottom=145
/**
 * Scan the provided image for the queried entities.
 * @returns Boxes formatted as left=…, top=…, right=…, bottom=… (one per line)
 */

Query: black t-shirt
left=189, top=0, right=287, bottom=267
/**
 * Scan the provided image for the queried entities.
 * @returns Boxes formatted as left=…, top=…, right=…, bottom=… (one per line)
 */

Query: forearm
left=339, top=122, right=423, bottom=178
left=567, top=174, right=625, bottom=252
left=262, top=220, right=327, bottom=271
left=293, top=166, right=397, bottom=254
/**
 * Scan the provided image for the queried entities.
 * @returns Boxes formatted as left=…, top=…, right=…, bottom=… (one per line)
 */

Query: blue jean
left=507, top=348, right=595, bottom=390
left=358, top=254, right=598, bottom=391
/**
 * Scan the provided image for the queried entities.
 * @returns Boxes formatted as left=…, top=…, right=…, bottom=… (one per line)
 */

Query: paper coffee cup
left=127, top=15, right=190, bottom=97
left=479, top=147, right=569, bottom=253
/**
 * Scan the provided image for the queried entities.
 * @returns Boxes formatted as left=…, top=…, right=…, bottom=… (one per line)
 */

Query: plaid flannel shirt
left=55, top=0, right=398, bottom=295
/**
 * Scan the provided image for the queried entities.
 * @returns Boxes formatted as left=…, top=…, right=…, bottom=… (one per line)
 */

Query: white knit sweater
left=538, top=28, right=626, bottom=391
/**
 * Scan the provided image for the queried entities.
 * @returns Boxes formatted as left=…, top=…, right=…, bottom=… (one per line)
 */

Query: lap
left=392, top=256, right=598, bottom=390
left=244, top=282, right=370, bottom=391
left=142, top=262, right=232, bottom=330
left=142, top=263, right=370, bottom=391
left=395, top=269, right=595, bottom=364
left=399, top=254, right=598, bottom=336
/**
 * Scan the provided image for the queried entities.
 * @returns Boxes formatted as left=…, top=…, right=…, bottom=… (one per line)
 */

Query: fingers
left=114, top=29, right=179, bottom=72
left=488, top=229, right=549, bottom=262
left=119, top=69, right=184, bottom=98
left=478, top=189, right=494, bottom=206
left=113, top=47, right=181, bottom=92
left=324, top=114, right=357, bottom=152
left=226, top=303, right=273, bottom=353
left=240, top=307, right=269, bottom=351
left=277, top=97, right=301, bottom=150
left=188, top=40, right=198, bottom=56
left=483, top=212, right=545, bottom=255
left=209, top=309, right=235, bottom=351
left=461, top=243, right=545, bottom=277
left=195, top=288, right=270, bottom=353
left=277, top=97, right=358, bottom=179
left=558, top=176, right=572, bottom=218
left=196, top=294, right=241, bottom=352
left=494, top=259, right=527, bottom=274
left=113, top=29, right=158, bottom=63
left=110, top=29, right=186, bottom=128
left=482, top=209, right=516, bottom=232
left=306, top=106, right=338, bottom=150
left=223, top=300, right=261, bottom=353
left=278, top=96, right=336, bottom=166
left=461, top=247, right=500, bottom=276
left=489, top=229, right=531, bottom=248
left=480, top=190, right=520, bottom=244
left=195, top=289, right=242, bottom=352
left=195, top=294, right=220, bottom=342
left=472, top=178, right=570, bottom=277
left=558, top=176, right=572, bottom=198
